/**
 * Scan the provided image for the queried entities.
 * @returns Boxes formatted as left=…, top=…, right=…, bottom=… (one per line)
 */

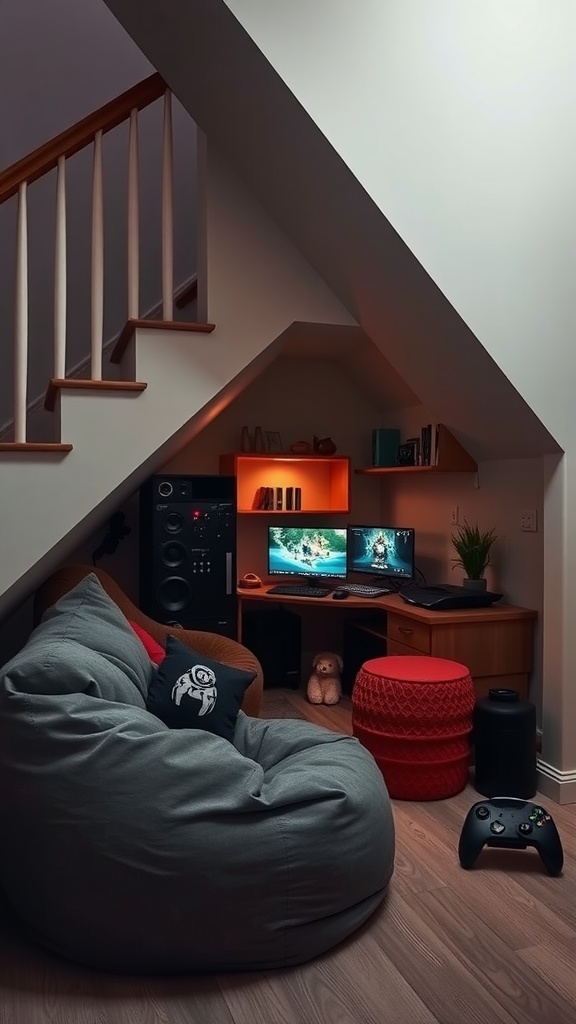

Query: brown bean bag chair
left=33, top=563, right=263, bottom=717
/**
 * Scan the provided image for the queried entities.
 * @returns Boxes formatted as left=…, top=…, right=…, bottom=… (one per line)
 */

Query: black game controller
left=458, top=797, right=564, bottom=876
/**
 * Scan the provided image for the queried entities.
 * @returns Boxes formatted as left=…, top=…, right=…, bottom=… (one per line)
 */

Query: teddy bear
left=306, top=651, right=343, bottom=705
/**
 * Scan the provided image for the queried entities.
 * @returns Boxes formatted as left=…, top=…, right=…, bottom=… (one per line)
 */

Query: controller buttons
left=475, top=806, right=490, bottom=820
left=518, top=822, right=533, bottom=836
left=490, top=821, right=506, bottom=835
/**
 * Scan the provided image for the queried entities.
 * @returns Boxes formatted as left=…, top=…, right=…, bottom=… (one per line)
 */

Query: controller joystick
left=458, top=797, right=564, bottom=876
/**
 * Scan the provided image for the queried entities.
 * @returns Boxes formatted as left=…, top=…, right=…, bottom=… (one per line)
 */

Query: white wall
left=105, top=0, right=560, bottom=461
left=225, top=0, right=576, bottom=444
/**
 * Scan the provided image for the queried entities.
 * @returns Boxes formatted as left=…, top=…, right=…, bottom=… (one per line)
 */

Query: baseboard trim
left=536, top=757, right=576, bottom=804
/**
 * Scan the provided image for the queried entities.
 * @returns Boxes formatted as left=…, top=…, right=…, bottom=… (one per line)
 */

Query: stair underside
left=0, top=321, right=228, bottom=617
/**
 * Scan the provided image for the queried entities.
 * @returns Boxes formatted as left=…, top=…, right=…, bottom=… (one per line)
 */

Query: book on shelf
left=252, top=485, right=301, bottom=510
left=372, top=427, right=401, bottom=467
left=420, top=423, right=439, bottom=466
left=252, top=486, right=266, bottom=509
left=420, top=424, right=430, bottom=465
left=431, top=423, right=439, bottom=465
left=252, top=486, right=275, bottom=509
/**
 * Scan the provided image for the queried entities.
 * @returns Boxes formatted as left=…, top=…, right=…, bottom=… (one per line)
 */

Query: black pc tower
left=241, top=606, right=301, bottom=689
left=139, top=474, right=237, bottom=639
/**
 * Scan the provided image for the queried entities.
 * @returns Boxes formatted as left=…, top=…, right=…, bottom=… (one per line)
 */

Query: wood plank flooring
left=0, top=688, right=574, bottom=1024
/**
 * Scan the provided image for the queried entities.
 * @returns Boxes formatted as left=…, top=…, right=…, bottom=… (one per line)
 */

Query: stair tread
left=0, top=442, right=73, bottom=452
left=45, top=378, right=147, bottom=411
left=111, top=317, right=215, bottom=364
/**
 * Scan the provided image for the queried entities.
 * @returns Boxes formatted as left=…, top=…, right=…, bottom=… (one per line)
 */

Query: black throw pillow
left=146, top=635, right=256, bottom=741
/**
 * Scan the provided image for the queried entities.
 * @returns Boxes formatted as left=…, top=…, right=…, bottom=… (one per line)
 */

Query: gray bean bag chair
left=0, top=573, right=395, bottom=974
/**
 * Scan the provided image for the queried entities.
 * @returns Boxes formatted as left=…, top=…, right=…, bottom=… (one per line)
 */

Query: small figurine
left=312, top=436, right=337, bottom=456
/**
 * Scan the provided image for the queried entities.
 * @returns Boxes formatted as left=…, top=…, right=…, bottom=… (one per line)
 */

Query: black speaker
left=139, top=474, right=237, bottom=638
left=242, top=607, right=301, bottom=688
left=473, top=689, right=537, bottom=799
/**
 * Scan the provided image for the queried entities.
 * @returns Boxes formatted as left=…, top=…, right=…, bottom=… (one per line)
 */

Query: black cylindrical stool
left=473, top=688, right=537, bottom=798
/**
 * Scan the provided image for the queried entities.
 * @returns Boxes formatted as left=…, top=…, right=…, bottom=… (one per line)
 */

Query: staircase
left=0, top=76, right=357, bottom=618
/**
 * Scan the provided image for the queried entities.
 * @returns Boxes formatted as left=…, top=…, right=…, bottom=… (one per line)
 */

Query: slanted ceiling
left=279, top=324, right=419, bottom=414
left=104, top=0, right=561, bottom=462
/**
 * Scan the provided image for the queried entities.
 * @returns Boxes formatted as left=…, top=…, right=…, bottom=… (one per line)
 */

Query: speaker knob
left=158, top=480, right=173, bottom=497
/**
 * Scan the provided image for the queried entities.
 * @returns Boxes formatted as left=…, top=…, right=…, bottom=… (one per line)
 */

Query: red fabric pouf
left=352, top=655, right=475, bottom=800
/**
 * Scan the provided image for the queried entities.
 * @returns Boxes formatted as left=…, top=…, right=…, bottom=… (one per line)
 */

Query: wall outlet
left=520, top=509, right=537, bottom=532
left=451, top=505, right=459, bottom=525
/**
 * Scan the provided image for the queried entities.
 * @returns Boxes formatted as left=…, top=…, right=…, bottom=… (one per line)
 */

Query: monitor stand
left=367, top=574, right=411, bottom=592
left=292, top=576, right=337, bottom=589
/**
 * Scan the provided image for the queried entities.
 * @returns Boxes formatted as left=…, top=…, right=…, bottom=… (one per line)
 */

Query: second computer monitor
left=348, top=525, right=415, bottom=581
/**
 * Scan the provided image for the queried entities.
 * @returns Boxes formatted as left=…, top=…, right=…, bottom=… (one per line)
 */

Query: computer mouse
left=332, top=589, right=349, bottom=600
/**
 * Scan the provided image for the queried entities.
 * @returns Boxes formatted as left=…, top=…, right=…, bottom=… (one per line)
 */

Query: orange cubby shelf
left=219, top=454, right=351, bottom=513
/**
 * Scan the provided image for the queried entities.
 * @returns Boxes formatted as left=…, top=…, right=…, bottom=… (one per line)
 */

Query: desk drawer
left=387, top=613, right=431, bottom=654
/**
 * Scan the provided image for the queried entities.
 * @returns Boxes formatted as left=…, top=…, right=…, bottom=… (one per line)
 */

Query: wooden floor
left=1, top=689, right=575, bottom=1024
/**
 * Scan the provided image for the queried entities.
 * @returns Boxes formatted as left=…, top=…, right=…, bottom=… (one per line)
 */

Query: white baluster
left=54, top=155, right=67, bottom=380
left=91, top=129, right=104, bottom=380
left=14, top=182, right=28, bottom=443
left=162, top=89, right=174, bottom=321
left=127, top=107, right=139, bottom=320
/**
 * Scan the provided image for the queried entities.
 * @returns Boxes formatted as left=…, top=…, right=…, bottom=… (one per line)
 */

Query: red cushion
left=361, top=655, right=470, bottom=684
left=128, top=620, right=165, bottom=666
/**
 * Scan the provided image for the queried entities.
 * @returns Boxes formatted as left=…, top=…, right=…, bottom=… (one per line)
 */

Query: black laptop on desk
left=399, top=584, right=503, bottom=611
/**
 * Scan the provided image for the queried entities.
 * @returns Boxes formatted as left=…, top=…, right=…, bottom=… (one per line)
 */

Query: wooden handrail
left=0, top=73, right=166, bottom=205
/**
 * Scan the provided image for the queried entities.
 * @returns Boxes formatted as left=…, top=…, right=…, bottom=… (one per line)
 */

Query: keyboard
left=266, top=584, right=331, bottom=598
left=337, top=583, right=392, bottom=598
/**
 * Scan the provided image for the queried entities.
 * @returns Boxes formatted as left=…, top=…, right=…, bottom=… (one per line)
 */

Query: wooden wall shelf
left=219, top=453, right=350, bottom=513
left=355, top=424, right=477, bottom=475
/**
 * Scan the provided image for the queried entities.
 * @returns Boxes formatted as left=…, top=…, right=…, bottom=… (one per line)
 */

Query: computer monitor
left=347, top=525, right=415, bottom=581
left=267, top=526, right=347, bottom=580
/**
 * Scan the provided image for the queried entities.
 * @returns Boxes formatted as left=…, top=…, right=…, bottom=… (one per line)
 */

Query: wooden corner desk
left=237, top=586, right=537, bottom=700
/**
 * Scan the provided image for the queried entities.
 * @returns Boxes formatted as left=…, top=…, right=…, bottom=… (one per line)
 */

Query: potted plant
left=451, top=520, right=497, bottom=590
